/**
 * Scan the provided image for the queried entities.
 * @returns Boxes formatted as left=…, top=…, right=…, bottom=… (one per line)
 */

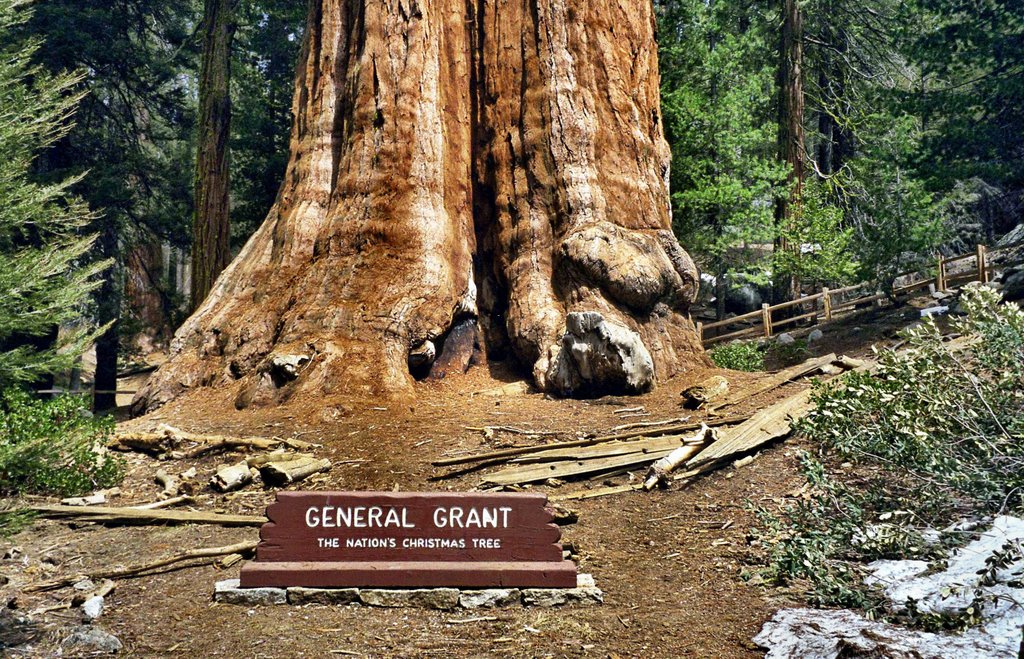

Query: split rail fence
left=699, top=241, right=1024, bottom=347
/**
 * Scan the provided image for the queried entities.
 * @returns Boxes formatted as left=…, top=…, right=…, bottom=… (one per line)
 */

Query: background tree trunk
left=191, top=0, right=236, bottom=308
left=774, top=0, right=805, bottom=304
left=134, top=0, right=707, bottom=414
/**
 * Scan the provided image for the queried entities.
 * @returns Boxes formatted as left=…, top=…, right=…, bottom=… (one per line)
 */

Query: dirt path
left=3, top=307, right=914, bottom=657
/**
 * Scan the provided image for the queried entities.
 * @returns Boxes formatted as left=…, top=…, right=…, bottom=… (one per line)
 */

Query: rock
left=725, top=283, right=763, bottom=314
left=287, top=587, right=360, bottom=606
left=1002, top=269, right=1024, bottom=302
left=546, top=312, right=655, bottom=397
left=359, top=588, right=460, bottom=610
left=806, top=329, right=823, bottom=344
left=997, top=222, right=1024, bottom=247
left=754, top=608, right=1007, bottom=659
left=576, top=573, right=596, bottom=588
left=458, top=589, right=521, bottom=608
left=775, top=333, right=795, bottom=346
left=920, top=305, right=949, bottom=317
left=521, top=586, right=603, bottom=607
left=213, top=579, right=286, bottom=606
left=73, top=579, right=96, bottom=592
left=62, top=626, right=123, bottom=654
left=82, top=595, right=104, bottom=621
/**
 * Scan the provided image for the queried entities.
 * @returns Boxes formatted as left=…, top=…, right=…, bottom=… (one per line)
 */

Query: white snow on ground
left=755, top=515, right=1024, bottom=658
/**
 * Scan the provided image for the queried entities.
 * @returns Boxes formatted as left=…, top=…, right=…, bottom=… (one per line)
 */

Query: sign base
left=240, top=560, right=577, bottom=589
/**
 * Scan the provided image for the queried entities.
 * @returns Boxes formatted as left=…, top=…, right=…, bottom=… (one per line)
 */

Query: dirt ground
left=1, top=303, right=926, bottom=658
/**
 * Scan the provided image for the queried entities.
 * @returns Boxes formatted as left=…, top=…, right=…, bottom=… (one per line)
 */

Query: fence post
left=977, top=244, right=987, bottom=283
left=822, top=287, right=832, bottom=321
left=936, top=255, right=946, bottom=292
left=762, top=303, right=773, bottom=338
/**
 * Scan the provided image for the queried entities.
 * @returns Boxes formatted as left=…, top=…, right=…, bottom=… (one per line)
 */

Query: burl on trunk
left=134, top=0, right=707, bottom=414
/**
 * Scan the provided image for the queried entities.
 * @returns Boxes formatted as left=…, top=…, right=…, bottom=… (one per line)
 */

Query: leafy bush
left=0, top=390, right=123, bottom=497
left=709, top=340, right=766, bottom=371
left=753, top=285, right=1024, bottom=622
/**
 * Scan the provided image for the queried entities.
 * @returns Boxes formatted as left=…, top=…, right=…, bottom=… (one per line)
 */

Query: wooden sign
left=239, top=492, right=577, bottom=588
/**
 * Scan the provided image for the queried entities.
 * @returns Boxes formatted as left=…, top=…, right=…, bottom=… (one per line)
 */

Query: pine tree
left=0, top=0, right=111, bottom=388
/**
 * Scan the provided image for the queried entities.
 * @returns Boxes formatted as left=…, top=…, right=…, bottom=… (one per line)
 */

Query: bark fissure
left=133, top=0, right=708, bottom=414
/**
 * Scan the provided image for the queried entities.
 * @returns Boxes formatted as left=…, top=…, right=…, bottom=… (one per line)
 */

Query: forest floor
left=2, top=302, right=931, bottom=658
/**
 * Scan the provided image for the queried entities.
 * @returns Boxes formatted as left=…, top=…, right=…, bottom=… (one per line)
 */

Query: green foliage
left=0, top=390, right=123, bottom=497
left=658, top=0, right=787, bottom=283
left=845, top=115, right=945, bottom=292
left=773, top=179, right=859, bottom=286
left=754, top=286, right=1024, bottom=619
left=709, top=340, right=766, bottom=372
left=0, top=0, right=112, bottom=387
left=231, top=0, right=305, bottom=247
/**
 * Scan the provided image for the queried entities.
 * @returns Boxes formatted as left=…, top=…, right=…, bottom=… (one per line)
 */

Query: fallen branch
left=29, top=504, right=265, bottom=527
left=131, top=495, right=194, bottom=510
left=155, top=469, right=179, bottom=499
left=24, top=540, right=258, bottom=592
left=258, top=456, right=331, bottom=486
left=110, top=423, right=314, bottom=457
left=211, top=461, right=256, bottom=492
left=643, top=425, right=717, bottom=490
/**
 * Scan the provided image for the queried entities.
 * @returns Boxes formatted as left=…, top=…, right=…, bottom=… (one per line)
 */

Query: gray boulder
left=1002, top=269, right=1024, bottom=302
left=725, top=283, right=763, bottom=314
left=546, top=312, right=655, bottom=397
left=63, top=627, right=123, bottom=654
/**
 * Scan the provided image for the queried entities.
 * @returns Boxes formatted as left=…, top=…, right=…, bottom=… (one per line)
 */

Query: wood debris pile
left=434, top=353, right=865, bottom=500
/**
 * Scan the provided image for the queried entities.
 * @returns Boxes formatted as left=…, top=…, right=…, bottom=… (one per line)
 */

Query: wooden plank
left=713, top=353, right=835, bottom=410
left=702, top=308, right=765, bottom=331
left=480, top=446, right=681, bottom=486
left=771, top=291, right=824, bottom=312
left=29, top=504, right=265, bottom=527
left=770, top=309, right=820, bottom=330
left=432, top=414, right=751, bottom=467
left=512, top=434, right=703, bottom=464
left=684, top=388, right=814, bottom=471
left=703, top=325, right=763, bottom=346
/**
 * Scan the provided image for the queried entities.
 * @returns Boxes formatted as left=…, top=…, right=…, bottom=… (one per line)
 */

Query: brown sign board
left=239, top=492, right=577, bottom=588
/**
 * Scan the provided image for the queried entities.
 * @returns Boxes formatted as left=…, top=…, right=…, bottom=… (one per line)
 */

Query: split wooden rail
left=698, top=240, right=1023, bottom=347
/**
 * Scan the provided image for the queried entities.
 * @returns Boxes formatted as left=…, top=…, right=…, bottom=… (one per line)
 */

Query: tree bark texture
left=774, top=0, right=805, bottom=304
left=191, top=0, right=236, bottom=307
left=134, top=0, right=707, bottom=414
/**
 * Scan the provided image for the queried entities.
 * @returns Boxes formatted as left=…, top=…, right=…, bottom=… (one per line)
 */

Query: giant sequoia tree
left=134, top=0, right=707, bottom=413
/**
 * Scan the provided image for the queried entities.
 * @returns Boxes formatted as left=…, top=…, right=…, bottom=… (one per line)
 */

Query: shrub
left=709, top=340, right=766, bottom=371
left=0, top=390, right=123, bottom=497
left=753, top=285, right=1024, bottom=622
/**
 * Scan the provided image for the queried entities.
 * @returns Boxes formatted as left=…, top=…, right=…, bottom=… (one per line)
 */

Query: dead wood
left=433, top=414, right=751, bottom=469
left=28, top=504, right=265, bottom=527
left=258, top=456, right=331, bottom=486
left=643, top=425, right=717, bottom=490
left=71, top=579, right=115, bottom=607
left=110, top=423, right=314, bottom=457
left=23, top=540, right=258, bottom=593
left=712, top=353, right=836, bottom=410
left=131, top=495, right=194, bottom=510
left=549, top=483, right=643, bottom=502
left=211, top=461, right=255, bottom=492
left=681, top=376, right=730, bottom=409
left=154, top=469, right=179, bottom=499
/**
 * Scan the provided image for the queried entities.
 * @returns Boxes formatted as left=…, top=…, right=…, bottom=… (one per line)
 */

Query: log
left=23, top=540, right=258, bottom=592
left=512, top=433, right=708, bottom=464
left=481, top=444, right=684, bottom=487
left=28, top=504, right=265, bottom=527
left=111, top=423, right=314, bottom=457
left=131, top=495, right=194, bottom=510
left=643, top=425, right=717, bottom=490
left=211, top=461, right=255, bottom=492
left=258, top=456, right=331, bottom=486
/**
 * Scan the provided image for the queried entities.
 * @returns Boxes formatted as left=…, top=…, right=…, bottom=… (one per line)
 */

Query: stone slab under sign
left=240, top=491, right=577, bottom=589
left=214, top=574, right=601, bottom=609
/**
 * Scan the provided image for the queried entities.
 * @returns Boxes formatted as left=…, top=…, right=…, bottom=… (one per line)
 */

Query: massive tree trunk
left=191, top=0, right=236, bottom=307
left=133, top=0, right=707, bottom=414
left=774, top=0, right=805, bottom=304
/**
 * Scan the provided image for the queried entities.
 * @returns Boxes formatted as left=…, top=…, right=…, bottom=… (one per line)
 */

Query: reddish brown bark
left=134, top=0, right=707, bottom=414
left=774, top=0, right=805, bottom=304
